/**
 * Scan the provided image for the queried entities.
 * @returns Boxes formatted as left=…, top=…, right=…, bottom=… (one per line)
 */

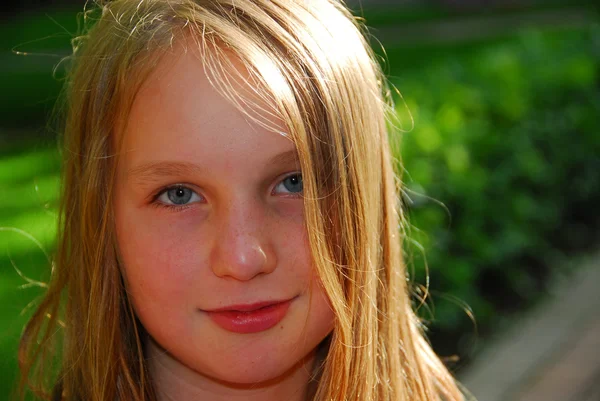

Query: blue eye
left=274, top=173, right=303, bottom=195
left=156, top=185, right=203, bottom=206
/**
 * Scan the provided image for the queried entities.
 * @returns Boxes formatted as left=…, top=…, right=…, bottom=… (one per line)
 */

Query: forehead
left=117, top=43, right=296, bottom=175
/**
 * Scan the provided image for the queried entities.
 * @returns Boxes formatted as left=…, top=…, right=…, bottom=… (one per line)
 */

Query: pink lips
left=204, top=299, right=293, bottom=334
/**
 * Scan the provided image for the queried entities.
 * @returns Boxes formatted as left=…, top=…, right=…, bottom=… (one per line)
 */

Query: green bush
left=0, top=8, right=78, bottom=128
left=388, top=27, right=600, bottom=358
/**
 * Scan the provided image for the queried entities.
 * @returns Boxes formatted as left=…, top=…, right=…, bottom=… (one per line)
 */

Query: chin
left=197, top=348, right=316, bottom=387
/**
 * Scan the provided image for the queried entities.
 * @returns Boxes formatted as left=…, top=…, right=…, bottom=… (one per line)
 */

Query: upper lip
left=204, top=299, right=292, bottom=313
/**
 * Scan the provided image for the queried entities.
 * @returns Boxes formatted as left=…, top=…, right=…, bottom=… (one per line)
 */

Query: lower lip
left=205, top=300, right=293, bottom=334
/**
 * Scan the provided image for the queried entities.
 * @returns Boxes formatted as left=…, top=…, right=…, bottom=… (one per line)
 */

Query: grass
left=0, top=136, right=60, bottom=398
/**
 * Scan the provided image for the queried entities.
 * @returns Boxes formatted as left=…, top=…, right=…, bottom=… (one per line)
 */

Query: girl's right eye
left=154, top=185, right=203, bottom=208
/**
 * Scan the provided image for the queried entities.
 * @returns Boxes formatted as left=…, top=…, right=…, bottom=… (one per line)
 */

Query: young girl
left=19, top=0, right=467, bottom=400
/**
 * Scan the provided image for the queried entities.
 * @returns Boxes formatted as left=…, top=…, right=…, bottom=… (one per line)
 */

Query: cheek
left=272, top=210, right=313, bottom=275
left=309, top=278, right=336, bottom=334
left=114, top=206, right=206, bottom=310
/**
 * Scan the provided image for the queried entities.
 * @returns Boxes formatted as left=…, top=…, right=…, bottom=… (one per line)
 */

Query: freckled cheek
left=117, top=211, right=210, bottom=298
left=271, top=206, right=315, bottom=281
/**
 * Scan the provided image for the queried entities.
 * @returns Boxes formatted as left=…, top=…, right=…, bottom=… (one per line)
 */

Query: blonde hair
left=19, top=1, right=465, bottom=400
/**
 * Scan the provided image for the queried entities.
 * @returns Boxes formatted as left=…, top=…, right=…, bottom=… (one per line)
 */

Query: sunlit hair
left=19, top=0, right=466, bottom=400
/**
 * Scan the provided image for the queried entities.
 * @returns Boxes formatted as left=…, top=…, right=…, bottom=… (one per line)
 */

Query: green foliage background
left=389, top=28, right=600, bottom=358
left=0, top=3, right=599, bottom=397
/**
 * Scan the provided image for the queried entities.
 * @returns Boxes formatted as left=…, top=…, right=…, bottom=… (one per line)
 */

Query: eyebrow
left=128, top=149, right=300, bottom=184
left=266, top=149, right=299, bottom=167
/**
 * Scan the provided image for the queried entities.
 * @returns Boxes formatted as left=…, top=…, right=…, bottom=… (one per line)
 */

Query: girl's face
left=114, top=46, right=334, bottom=392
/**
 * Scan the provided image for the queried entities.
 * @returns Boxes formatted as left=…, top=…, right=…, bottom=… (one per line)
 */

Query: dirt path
left=459, top=254, right=600, bottom=401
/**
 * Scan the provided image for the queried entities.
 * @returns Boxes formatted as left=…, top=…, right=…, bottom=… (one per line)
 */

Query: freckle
left=280, top=325, right=284, bottom=330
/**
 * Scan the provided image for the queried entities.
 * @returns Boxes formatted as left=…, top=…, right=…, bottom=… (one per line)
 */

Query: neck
left=146, top=337, right=318, bottom=401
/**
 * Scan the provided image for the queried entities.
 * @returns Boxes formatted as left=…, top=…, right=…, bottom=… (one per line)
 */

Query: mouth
left=203, top=298, right=294, bottom=334
left=206, top=300, right=291, bottom=313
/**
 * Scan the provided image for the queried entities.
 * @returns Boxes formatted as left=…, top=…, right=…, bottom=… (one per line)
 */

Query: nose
left=210, top=199, right=276, bottom=281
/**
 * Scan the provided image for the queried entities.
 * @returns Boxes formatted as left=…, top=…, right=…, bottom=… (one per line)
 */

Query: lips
left=204, top=299, right=293, bottom=334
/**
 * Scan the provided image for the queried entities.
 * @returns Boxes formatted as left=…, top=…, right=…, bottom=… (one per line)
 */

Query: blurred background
left=1, top=0, right=599, bottom=400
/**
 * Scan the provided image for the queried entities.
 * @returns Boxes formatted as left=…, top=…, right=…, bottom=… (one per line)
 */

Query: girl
left=19, top=0, right=467, bottom=400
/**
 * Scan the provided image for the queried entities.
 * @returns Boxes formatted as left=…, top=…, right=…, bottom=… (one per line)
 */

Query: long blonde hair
left=19, top=1, right=465, bottom=400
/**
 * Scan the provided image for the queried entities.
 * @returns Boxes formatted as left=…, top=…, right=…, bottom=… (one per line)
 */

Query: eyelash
left=150, top=172, right=303, bottom=211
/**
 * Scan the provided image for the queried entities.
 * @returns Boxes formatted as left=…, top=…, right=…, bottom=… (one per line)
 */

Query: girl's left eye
left=155, top=185, right=203, bottom=207
left=273, top=173, right=303, bottom=195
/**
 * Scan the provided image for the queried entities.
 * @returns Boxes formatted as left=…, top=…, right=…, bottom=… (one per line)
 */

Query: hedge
left=386, top=27, right=600, bottom=360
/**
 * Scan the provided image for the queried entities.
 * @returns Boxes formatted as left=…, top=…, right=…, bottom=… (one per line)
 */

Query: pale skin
left=113, top=43, right=335, bottom=401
